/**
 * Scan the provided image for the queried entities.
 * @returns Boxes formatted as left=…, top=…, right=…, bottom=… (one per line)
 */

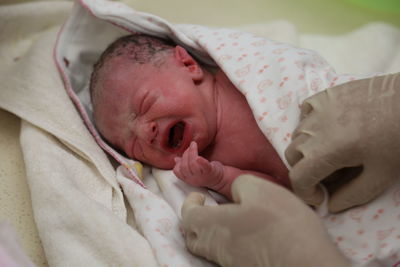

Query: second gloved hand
left=285, top=73, right=400, bottom=213
left=181, top=175, right=348, bottom=267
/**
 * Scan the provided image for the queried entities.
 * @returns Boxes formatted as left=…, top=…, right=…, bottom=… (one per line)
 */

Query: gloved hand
left=285, top=73, right=400, bottom=213
left=181, top=175, right=349, bottom=267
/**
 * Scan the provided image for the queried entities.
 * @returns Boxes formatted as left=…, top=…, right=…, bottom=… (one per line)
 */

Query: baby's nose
left=140, top=121, right=158, bottom=145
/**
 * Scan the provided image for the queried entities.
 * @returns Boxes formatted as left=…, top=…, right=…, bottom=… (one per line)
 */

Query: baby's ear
left=174, top=46, right=203, bottom=83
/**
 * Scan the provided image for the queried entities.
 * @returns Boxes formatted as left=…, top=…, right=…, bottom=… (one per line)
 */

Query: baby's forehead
left=106, top=53, right=158, bottom=75
left=99, top=49, right=177, bottom=102
left=94, top=85, right=137, bottom=145
left=104, top=55, right=136, bottom=73
left=101, top=58, right=140, bottom=86
left=99, top=60, right=157, bottom=108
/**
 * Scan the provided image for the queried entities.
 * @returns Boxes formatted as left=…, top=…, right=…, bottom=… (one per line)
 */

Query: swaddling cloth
left=180, top=24, right=400, bottom=267
left=55, top=0, right=400, bottom=266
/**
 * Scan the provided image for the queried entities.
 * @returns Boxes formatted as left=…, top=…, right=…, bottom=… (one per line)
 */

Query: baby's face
left=94, top=56, right=217, bottom=169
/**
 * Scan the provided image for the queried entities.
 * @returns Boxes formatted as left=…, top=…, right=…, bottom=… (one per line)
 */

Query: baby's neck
left=205, top=69, right=288, bottom=181
left=212, top=70, right=249, bottom=140
left=213, top=70, right=231, bottom=133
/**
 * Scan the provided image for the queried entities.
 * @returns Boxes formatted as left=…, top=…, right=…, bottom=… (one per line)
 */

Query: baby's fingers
left=178, top=142, right=200, bottom=176
left=188, top=141, right=199, bottom=158
left=180, top=149, right=194, bottom=177
left=196, top=157, right=212, bottom=174
left=210, top=161, right=224, bottom=177
left=173, top=157, right=184, bottom=177
left=186, top=141, right=203, bottom=174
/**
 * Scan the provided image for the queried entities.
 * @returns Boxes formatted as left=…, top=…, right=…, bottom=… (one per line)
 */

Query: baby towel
left=0, top=1, right=159, bottom=266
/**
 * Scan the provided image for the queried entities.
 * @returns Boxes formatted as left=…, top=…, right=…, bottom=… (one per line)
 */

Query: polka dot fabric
left=322, top=182, right=400, bottom=266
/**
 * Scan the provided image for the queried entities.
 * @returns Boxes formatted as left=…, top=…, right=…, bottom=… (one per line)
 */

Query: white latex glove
left=285, top=73, right=400, bottom=213
left=181, top=175, right=349, bottom=267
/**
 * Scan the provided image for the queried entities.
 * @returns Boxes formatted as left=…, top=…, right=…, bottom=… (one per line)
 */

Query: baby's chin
left=145, top=156, right=177, bottom=170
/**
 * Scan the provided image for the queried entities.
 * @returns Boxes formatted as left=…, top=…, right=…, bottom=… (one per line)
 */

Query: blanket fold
left=0, top=3, right=123, bottom=213
left=20, top=121, right=158, bottom=267
left=0, top=1, right=159, bottom=266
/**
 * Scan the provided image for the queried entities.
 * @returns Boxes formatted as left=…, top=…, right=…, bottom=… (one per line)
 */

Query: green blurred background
left=1, top=0, right=399, bottom=34
left=121, top=0, right=400, bottom=34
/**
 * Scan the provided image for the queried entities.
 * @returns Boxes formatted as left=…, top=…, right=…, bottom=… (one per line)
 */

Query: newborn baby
left=90, top=34, right=290, bottom=199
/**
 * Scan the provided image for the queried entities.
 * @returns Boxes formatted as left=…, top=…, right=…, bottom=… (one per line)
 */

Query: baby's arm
left=173, top=142, right=284, bottom=199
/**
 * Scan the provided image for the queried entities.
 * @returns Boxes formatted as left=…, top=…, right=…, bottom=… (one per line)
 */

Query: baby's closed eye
left=139, top=90, right=156, bottom=115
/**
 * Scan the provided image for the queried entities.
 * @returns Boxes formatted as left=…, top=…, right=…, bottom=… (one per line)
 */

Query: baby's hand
left=173, top=141, right=224, bottom=188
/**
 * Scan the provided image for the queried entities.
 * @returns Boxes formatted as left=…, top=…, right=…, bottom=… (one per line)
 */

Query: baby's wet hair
left=90, top=34, right=175, bottom=107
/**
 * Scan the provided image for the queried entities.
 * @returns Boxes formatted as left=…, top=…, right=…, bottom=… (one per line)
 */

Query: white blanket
left=1, top=0, right=400, bottom=266
left=0, top=1, right=158, bottom=266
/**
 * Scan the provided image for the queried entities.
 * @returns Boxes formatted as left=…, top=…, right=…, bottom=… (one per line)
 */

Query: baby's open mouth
left=168, top=121, right=185, bottom=149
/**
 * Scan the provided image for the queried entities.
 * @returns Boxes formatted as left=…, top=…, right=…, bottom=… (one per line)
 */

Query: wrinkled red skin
left=94, top=46, right=289, bottom=199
